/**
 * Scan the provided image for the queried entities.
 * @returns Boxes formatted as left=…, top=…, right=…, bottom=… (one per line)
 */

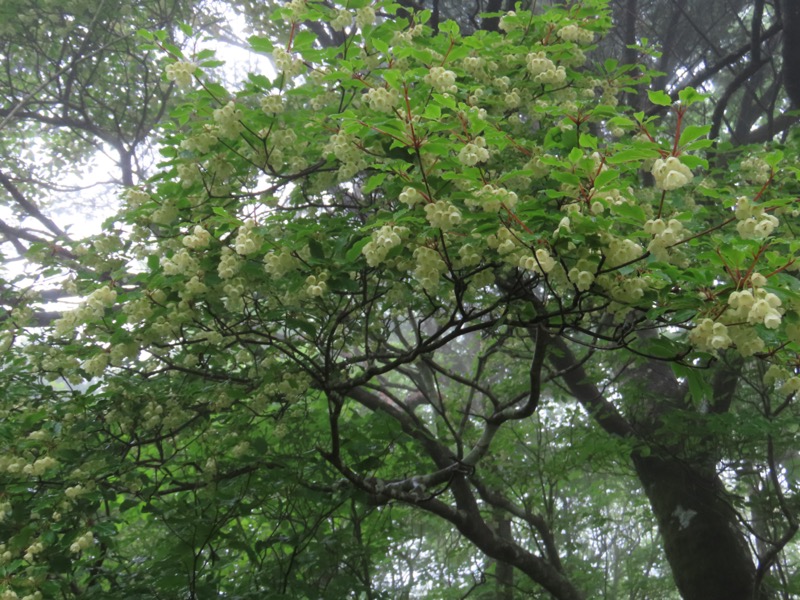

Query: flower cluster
left=66, top=483, right=88, bottom=500
left=424, top=200, right=462, bottom=230
left=524, top=155, right=550, bottom=179
left=568, top=258, right=597, bottom=292
left=651, top=156, right=693, bottom=190
left=503, top=88, right=521, bottom=108
left=764, top=365, right=800, bottom=396
left=261, top=93, right=285, bottom=114
left=330, top=8, right=352, bottom=31
left=183, top=225, right=211, bottom=249
left=644, top=218, right=684, bottom=262
left=181, top=128, right=219, bottom=154
left=689, top=318, right=733, bottom=352
left=734, top=196, right=779, bottom=239
left=457, top=243, right=482, bottom=267
left=218, top=247, right=240, bottom=279
left=604, top=275, right=648, bottom=303
left=21, top=456, right=58, bottom=477
left=234, top=220, right=261, bottom=255
left=558, top=24, right=594, bottom=44
left=728, top=286, right=783, bottom=329
left=325, top=131, right=366, bottom=179
left=399, top=186, right=425, bottom=207
left=123, top=187, right=151, bottom=208
left=86, top=286, right=118, bottom=316
left=691, top=278, right=785, bottom=355
left=362, top=224, right=409, bottom=266
left=264, top=248, right=299, bottom=277
left=518, top=248, right=557, bottom=275
left=488, top=226, right=519, bottom=255
left=70, top=531, right=94, bottom=554
left=213, top=101, right=244, bottom=139
left=356, top=6, right=376, bottom=28
left=54, top=284, right=118, bottom=337
left=223, top=277, right=246, bottom=311
left=273, top=47, right=304, bottom=76
left=176, top=163, right=202, bottom=190
left=161, top=248, right=199, bottom=276
left=365, top=86, right=399, bottom=113
left=165, top=61, right=197, bottom=88
left=24, top=541, right=44, bottom=563
left=413, top=246, right=448, bottom=290
left=526, top=52, right=566, bottom=84
left=284, top=0, right=308, bottom=21
left=82, top=352, right=109, bottom=378
left=461, top=56, right=486, bottom=78
left=740, top=156, right=771, bottom=184
left=424, top=66, right=457, bottom=93
left=182, top=275, right=208, bottom=299
left=498, top=11, right=519, bottom=31
left=458, top=136, right=490, bottom=166
left=305, top=273, right=327, bottom=297
left=603, top=236, right=643, bottom=267
left=466, top=184, right=518, bottom=212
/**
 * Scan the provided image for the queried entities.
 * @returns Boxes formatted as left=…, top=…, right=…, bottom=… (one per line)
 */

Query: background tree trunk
left=633, top=454, right=757, bottom=600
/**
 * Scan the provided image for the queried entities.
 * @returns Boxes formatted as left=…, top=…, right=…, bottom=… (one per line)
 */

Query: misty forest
left=2, top=0, right=800, bottom=598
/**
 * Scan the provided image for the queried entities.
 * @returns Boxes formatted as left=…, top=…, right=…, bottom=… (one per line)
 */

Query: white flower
left=558, top=24, right=594, bottom=45
left=365, top=87, right=399, bottom=113
left=651, top=157, right=693, bottom=191
left=424, top=66, right=457, bottom=93
left=457, top=137, right=490, bottom=166
left=165, top=61, right=197, bottom=88
left=424, top=200, right=462, bottom=230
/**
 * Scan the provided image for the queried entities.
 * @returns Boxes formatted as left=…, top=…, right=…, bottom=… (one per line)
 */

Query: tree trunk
left=552, top=338, right=759, bottom=600
left=782, top=0, right=800, bottom=106
left=633, top=454, right=757, bottom=600
left=495, top=514, right=514, bottom=600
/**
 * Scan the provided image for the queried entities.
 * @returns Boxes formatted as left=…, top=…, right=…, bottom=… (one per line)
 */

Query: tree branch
left=545, top=332, right=634, bottom=438
left=0, top=169, right=66, bottom=237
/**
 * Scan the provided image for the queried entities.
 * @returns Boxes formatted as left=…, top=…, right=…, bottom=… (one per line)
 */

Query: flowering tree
left=2, top=1, right=800, bottom=598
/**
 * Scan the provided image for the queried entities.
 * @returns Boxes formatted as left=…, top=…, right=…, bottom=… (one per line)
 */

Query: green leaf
left=764, top=150, right=784, bottom=168
left=372, top=37, right=389, bottom=55
left=212, top=206, right=236, bottom=220
left=593, top=169, right=618, bottom=189
left=677, top=86, right=707, bottom=106
left=672, top=363, right=712, bottom=406
left=568, top=147, right=584, bottom=163
left=611, top=202, right=646, bottom=222
left=679, top=124, right=711, bottom=147
left=422, top=103, right=441, bottom=120
left=363, top=172, right=388, bottom=194
left=679, top=154, right=707, bottom=169
left=248, top=35, right=274, bottom=53
left=286, top=317, right=317, bottom=338
left=308, top=239, right=325, bottom=260
left=293, top=30, right=317, bottom=52
left=647, top=90, right=672, bottom=107
left=417, top=9, right=432, bottom=23
left=606, top=147, right=661, bottom=164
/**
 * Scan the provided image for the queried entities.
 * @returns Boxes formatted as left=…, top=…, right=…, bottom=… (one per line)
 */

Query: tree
left=1, top=0, right=800, bottom=599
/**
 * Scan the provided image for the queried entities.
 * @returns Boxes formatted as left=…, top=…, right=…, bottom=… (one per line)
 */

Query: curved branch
left=709, top=57, right=770, bottom=141
left=470, top=476, right=565, bottom=573
left=646, top=23, right=782, bottom=117
left=545, top=332, right=634, bottom=439
left=0, top=170, right=66, bottom=237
